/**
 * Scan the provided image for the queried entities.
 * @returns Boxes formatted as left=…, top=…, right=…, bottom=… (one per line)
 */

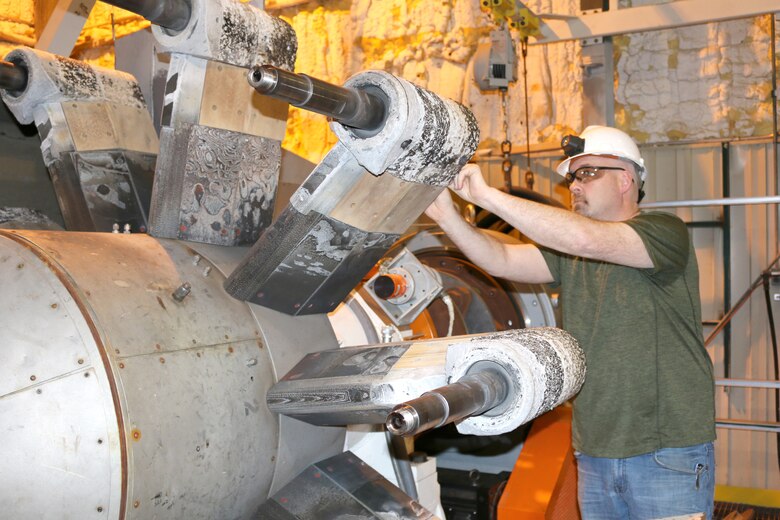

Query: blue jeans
left=575, top=442, right=715, bottom=520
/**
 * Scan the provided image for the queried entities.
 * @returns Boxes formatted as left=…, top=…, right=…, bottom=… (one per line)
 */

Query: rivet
left=131, top=429, right=141, bottom=441
left=30, top=375, right=36, bottom=381
left=97, top=506, right=103, bottom=512
left=133, top=501, right=139, bottom=508
left=51, top=303, right=58, bottom=309
left=84, top=372, right=90, bottom=378
left=97, top=438, right=103, bottom=444
left=159, top=357, right=165, bottom=364
left=119, top=363, right=125, bottom=369
left=78, top=359, right=84, bottom=365
left=36, top=389, right=42, bottom=394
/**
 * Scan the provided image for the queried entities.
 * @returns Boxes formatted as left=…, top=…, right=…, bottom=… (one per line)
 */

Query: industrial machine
left=0, top=1, right=582, bottom=518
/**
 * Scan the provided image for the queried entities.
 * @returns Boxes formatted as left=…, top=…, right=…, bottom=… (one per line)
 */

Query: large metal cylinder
left=0, top=230, right=344, bottom=520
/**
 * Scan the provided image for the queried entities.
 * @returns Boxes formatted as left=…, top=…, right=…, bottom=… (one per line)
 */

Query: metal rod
left=247, top=65, right=388, bottom=131
left=385, top=430, right=418, bottom=501
left=0, top=60, right=27, bottom=92
left=385, top=368, right=508, bottom=437
left=722, top=142, right=732, bottom=381
left=101, top=0, right=191, bottom=32
left=715, top=379, right=780, bottom=389
left=641, top=195, right=780, bottom=209
left=705, top=252, right=780, bottom=348
left=763, top=270, right=780, bottom=473
left=716, top=419, right=780, bottom=434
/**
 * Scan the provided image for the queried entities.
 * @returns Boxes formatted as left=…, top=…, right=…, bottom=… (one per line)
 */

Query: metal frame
left=534, top=0, right=780, bottom=45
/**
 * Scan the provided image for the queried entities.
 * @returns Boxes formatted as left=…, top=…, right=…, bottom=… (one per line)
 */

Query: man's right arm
left=425, top=189, right=554, bottom=284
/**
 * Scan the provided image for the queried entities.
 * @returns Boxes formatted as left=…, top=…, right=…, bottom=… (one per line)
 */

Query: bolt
left=97, top=439, right=103, bottom=444
left=123, top=224, right=131, bottom=234
left=172, top=282, right=192, bottom=302
left=192, top=255, right=201, bottom=266
left=112, top=223, right=120, bottom=234
left=202, top=266, right=212, bottom=277
left=246, top=358, right=257, bottom=367
left=97, top=506, right=103, bottom=512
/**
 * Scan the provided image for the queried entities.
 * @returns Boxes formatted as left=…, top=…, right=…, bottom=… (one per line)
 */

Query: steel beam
left=35, top=0, right=97, bottom=56
left=536, top=0, right=780, bottom=45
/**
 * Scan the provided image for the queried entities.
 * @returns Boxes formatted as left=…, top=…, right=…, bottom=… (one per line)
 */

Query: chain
left=500, top=88, right=513, bottom=192
left=520, top=36, right=534, bottom=190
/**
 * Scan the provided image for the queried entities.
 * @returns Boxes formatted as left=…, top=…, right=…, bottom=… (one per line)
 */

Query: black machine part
left=101, top=0, right=191, bottom=32
left=248, top=65, right=388, bottom=133
left=0, top=60, right=27, bottom=93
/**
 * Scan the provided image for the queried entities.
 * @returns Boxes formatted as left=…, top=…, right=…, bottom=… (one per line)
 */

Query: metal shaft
left=102, top=0, right=191, bottom=32
left=386, top=368, right=509, bottom=437
left=0, top=60, right=27, bottom=92
left=248, top=65, right=388, bottom=131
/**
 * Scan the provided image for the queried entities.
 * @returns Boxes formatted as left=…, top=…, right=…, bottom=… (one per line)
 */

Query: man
left=426, top=125, right=716, bottom=519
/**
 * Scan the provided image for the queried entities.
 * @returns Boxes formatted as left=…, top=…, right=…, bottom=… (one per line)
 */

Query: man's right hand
left=451, top=163, right=493, bottom=207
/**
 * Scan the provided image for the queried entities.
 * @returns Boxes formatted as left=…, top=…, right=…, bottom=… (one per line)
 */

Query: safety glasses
left=564, top=166, right=626, bottom=185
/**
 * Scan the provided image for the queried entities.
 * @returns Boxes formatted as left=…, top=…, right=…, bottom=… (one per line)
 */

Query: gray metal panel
left=0, top=369, right=116, bottom=520
left=0, top=235, right=123, bottom=520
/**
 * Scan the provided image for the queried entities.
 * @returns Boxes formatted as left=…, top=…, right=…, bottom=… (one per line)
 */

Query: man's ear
left=619, top=170, right=634, bottom=194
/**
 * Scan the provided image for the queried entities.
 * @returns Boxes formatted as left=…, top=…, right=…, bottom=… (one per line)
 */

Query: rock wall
left=2, top=1, right=773, bottom=161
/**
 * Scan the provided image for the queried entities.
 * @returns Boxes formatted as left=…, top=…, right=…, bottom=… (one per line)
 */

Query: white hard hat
left=556, top=125, right=647, bottom=181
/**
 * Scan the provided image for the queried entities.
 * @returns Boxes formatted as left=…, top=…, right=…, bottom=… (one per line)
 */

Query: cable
left=441, top=293, right=455, bottom=337
left=762, top=271, right=780, bottom=475
left=520, top=36, right=534, bottom=190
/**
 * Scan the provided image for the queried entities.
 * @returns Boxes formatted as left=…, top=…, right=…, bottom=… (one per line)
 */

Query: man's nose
left=569, top=181, right=582, bottom=194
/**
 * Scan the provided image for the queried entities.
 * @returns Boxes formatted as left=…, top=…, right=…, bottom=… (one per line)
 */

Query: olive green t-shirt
left=540, top=211, right=716, bottom=458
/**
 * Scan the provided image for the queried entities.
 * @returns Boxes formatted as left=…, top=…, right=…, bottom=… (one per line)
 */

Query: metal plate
left=62, top=101, right=159, bottom=155
left=0, top=369, right=117, bottom=520
left=199, top=60, right=288, bottom=140
left=0, top=243, right=92, bottom=396
left=0, top=234, right=123, bottom=520
left=121, top=339, right=273, bottom=519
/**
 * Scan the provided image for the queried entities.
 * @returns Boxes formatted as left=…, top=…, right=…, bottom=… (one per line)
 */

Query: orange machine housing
left=498, top=405, right=580, bottom=519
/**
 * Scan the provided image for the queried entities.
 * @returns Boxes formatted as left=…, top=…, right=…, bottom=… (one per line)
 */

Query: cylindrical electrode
left=386, top=367, right=509, bottom=437
left=0, top=60, right=27, bottom=92
left=248, top=65, right=388, bottom=131
left=102, top=0, right=191, bottom=31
